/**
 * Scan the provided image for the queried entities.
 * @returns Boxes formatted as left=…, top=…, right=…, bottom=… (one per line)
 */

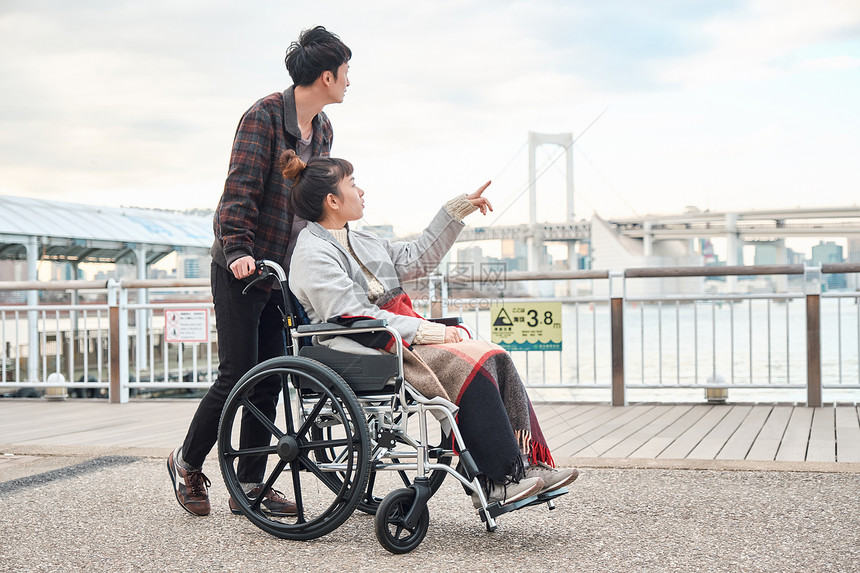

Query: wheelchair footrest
left=478, top=487, right=569, bottom=521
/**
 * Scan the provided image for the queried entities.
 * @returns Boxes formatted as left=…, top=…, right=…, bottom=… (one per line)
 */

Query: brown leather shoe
left=229, top=485, right=297, bottom=517
left=167, top=449, right=211, bottom=516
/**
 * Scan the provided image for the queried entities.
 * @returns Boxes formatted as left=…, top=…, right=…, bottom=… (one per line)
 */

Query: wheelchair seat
left=298, top=344, right=397, bottom=393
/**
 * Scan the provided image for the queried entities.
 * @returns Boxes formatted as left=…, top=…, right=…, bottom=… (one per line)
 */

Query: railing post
left=804, top=266, right=822, bottom=407
left=609, top=270, right=626, bottom=406
left=108, top=280, right=129, bottom=404
left=25, top=236, right=39, bottom=383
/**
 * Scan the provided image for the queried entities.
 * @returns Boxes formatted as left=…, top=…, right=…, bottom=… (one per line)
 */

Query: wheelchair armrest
left=427, top=317, right=462, bottom=327
left=296, top=319, right=389, bottom=334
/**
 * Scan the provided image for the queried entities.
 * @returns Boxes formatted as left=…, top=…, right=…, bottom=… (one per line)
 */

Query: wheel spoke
left=301, top=437, right=350, bottom=450
left=290, top=458, right=307, bottom=524
left=295, top=393, right=330, bottom=439
left=295, top=454, right=352, bottom=498
left=238, top=394, right=284, bottom=440
left=251, top=459, right=288, bottom=513
left=223, top=445, right=278, bottom=459
left=281, top=374, right=296, bottom=434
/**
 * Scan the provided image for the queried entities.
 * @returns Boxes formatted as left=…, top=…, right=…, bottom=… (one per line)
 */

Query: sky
left=1, top=0, right=859, bottom=237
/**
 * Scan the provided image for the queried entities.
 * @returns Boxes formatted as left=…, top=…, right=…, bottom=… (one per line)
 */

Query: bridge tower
left=528, top=132, right=575, bottom=280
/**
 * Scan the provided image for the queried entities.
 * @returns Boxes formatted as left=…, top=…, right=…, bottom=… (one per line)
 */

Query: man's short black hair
left=285, top=26, right=352, bottom=87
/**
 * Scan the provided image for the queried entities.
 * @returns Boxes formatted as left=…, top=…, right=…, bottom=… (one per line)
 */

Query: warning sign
left=164, top=309, right=209, bottom=343
left=490, top=302, right=562, bottom=351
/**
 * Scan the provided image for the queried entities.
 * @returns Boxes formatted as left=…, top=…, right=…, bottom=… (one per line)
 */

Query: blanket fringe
left=529, top=439, right=555, bottom=468
left=515, top=429, right=531, bottom=456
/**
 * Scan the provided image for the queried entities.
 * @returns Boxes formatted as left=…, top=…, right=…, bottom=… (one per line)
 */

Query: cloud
left=656, top=0, right=860, bottom=85
left=1, top=0, right=859, bottom=233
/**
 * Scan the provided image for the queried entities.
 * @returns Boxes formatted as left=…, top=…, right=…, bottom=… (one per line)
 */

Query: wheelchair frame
left=217, top=260, right=567, bottom=554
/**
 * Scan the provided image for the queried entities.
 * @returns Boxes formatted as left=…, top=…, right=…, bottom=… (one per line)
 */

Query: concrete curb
left=560, top=456, right=860, bottom=474
left=4, top=443, right=859, bottom=474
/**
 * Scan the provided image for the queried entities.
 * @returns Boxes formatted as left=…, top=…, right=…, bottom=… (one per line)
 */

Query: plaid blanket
left=404, top=341, right=554, bottom=485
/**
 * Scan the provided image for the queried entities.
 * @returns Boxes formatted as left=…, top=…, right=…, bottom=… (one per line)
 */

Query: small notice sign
left=164, top=309, right=209, bottom=343
left=490, top=302, right=562, bottom=351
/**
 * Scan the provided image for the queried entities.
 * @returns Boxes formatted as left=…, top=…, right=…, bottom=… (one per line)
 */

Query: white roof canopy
left=0, top=194, right=214, bottom=265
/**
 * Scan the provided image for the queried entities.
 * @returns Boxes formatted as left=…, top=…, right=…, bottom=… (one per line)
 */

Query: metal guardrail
left=2, top=263, right=860, bottom=405
left=421, top=263, right=860, bottom=407
left=1, top=277, right=215, bottom=402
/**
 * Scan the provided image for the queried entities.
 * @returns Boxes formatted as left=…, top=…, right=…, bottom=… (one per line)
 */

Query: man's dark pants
left=180, top=262, right=285, bottom=482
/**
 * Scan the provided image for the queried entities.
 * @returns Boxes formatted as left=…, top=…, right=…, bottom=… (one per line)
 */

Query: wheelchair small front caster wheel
left=374, top=488, right=429, bottom=554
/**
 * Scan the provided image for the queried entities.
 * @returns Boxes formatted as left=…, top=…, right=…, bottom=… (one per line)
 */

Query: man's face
left=329, top=62, right=350, bottom=103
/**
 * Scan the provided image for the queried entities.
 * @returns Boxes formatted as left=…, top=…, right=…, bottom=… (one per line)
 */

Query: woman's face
left=335, top=173, right=364, bottom=222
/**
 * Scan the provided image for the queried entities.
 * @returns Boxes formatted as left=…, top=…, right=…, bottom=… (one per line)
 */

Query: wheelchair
left=217, top=260, right=569, bottom=554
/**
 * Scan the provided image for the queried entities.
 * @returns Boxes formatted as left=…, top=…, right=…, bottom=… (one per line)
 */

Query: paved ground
left=2, top=398, right=859, bottom=571
left=1, top=452, right=858, bottom=572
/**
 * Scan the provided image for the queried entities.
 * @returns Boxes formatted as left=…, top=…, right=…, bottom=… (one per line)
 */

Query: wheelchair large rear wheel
left=218, top=356, right=370, bottom=541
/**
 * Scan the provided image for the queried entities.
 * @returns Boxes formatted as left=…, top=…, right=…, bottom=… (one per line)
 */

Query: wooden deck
left=1, top=399, right=859, bottom=469
left=532, top=403, right=860, bottom=464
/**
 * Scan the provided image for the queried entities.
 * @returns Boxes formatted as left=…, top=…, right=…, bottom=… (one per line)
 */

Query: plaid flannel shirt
left=212, top=86, right=333, bottom=269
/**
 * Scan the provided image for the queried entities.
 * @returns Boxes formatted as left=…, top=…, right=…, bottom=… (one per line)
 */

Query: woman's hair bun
left=280, top=149, right=307, bottom=179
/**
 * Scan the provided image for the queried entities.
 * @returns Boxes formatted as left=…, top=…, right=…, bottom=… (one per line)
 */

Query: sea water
left=453, top=298, right=860, bottom=404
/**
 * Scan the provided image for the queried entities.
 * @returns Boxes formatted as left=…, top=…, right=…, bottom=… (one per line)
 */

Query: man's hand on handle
left=229, top=255, right=257, bottom=279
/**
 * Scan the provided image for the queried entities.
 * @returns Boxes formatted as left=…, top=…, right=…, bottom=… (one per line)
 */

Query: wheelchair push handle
left=240, top=260, right=297, bottom=351
left=241, top=259, right=287, bottom=294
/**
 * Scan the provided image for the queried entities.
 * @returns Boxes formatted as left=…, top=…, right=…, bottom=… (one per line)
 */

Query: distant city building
left=847, top=238, right=860, bottom=263
left=811, top=241, right=847, bottom=290
left=748, top=241, right=803, bottom=291
left=0, top=260, right=21, bottom=282
left=809, top=241, right=842, bottom=264
left=0, top=260, right=25, bottom=302
left=500, top=239, right=528, bottom=272
left=451, top=244, right=528, bottom=296
left=751, top=241, right=801, bottom=266
left=50, top=262, right=82, bottom=281
left=753, top=243, right=779, bottom=265
left=179, top=253, right=210, bottom=279
left=699, top=238, right=719, bottom=265
left=575, top=241, right=591, bottom=270
left=787, top=249, right=805, bottom=264
left=846, top=238, right=860, bottom=291
left=456, top=245, right=485, bottom=265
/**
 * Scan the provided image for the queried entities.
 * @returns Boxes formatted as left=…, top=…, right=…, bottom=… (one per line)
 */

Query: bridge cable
left=481, top=107, right=609, bottom=231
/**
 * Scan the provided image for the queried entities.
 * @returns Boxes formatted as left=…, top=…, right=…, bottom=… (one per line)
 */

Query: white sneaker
left=524, top=462, right=579, bottom=494
left=471, top=476, right=545, bottom=509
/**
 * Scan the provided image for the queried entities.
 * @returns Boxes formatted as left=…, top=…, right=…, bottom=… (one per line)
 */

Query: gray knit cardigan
left=288, top=206, right=464, bottom=354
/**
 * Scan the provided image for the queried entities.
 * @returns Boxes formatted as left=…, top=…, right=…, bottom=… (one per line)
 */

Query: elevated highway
left=455, top=221, right=591, bottom=243
left=431, top=206, right=860, bottom=244
left=607, top=207, right=860, bottom=240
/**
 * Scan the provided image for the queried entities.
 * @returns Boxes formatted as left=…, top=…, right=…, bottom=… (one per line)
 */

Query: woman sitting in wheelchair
left=284, top=150, right=578, bottom=508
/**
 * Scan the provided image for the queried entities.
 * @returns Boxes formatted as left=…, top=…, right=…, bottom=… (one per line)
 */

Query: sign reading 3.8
left=489, top=302, right=562, bottom=351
